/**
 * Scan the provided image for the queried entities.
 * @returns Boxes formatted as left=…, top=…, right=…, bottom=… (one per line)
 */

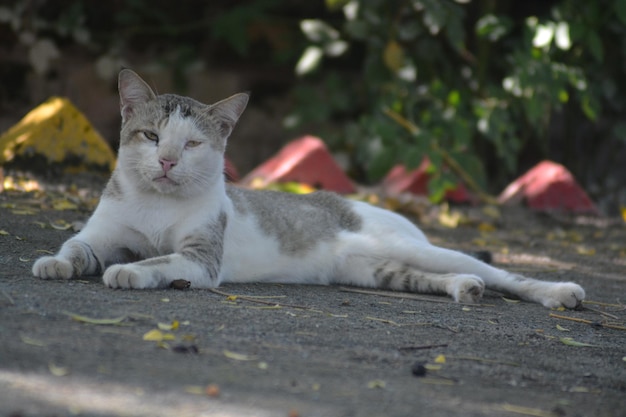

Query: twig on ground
left=549, top=313, right=626, bottom=331
left=208, top=288, right=319, bottom=312
left=398, top=343, right=449, bottom=351
left=447, top=355, right=520, bottom=367
left=339, top=287, right=494, bottom=307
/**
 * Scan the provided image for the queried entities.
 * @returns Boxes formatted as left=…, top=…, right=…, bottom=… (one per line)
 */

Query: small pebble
left=205, top=383, right=220, bottom=398
left=411, top=361, right=428, bottom=377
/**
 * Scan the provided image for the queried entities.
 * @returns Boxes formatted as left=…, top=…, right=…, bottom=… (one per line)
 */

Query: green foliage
left=288, top=0, right=623, bottom=200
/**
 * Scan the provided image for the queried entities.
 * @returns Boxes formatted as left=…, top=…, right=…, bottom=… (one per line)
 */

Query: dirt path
left=1, top=179, right=625, bottom=417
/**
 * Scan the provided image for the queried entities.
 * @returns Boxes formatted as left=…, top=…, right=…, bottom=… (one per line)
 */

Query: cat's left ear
left=207, top=93, right=249, bottom=138
left=118, top=69, right=157, bottom=122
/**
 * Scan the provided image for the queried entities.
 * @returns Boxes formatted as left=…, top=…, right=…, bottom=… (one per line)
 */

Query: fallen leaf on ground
left=48, top=363, right=69, bottom=377
left=575, top=245, right=596, bottom=256
left=20, top=335, right=46, bottom=347
left=434, top=354, right=446, bottom=364
left=157, top=320, right=180, bottom=331
left=367, top=379, right=386, bottom=389
left=184, top=385, right=205, bottom=395
left=559, top=337, right=596, bottom=347
left=50, top=219, right=72, bottom=230
left=65, top=312, right=128, bottom=325
left=143, top=329, right=175, bottom=342
left=223, top=349, right=257, bottom=361
left=500, top=403, right=559, bottom=417
left=51, top=198, right=78, bottom=210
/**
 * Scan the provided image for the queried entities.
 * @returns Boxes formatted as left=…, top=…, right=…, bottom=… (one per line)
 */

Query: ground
left=0, top=175, right=625, bottom=417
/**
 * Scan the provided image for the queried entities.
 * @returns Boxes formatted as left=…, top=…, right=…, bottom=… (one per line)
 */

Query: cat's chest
left=113, top=196, right=213, bottom=254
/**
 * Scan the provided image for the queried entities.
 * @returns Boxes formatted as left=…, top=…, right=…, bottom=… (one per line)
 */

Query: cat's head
left=116, top=69, right=248, bottom=197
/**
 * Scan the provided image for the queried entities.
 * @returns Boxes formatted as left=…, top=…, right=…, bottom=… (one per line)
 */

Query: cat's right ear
left=118, top=69, right=157, bottom=122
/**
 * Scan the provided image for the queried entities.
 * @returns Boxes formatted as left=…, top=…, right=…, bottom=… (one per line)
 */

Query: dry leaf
left=575, top=246, right=596, bottom=256
left=20, top=335, right=46, bottom=347
left=438, top=210, right=462, bottom=228
left=434, top=354, right=446, bottom=364
left=559, top=337, right=596, bottom=347
left=157, top=320, right=180, bottom=331
left=383, top=40, right=404, bottom=72
left=223, top=349, right=257, bottom=361
left=556, top=324, right=570, bottom=332
left=502, top=297, right=520, bottom=304
left=500, top=403, right=559, bottom=417
left=477, top=222, right=496, bottom=232
left=49, top=363, right=69, bottom=377
left=52, top=199, right=78, bottom=211
left=0, top=230, right=9, bottom=235
left=49, top=219, right=72, bottom=230
left=367, top=379, right=386, bottom=389
left=482, top=205, right=501, bottom=219
left=143, top=329, right=176, bottom=342
left=65, top=312, right=127, bottom=325
left=184, top=385, right=205, bottom=395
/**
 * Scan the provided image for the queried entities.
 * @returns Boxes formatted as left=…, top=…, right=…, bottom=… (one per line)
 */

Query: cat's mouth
left=153, top=175, right=178, bottom=185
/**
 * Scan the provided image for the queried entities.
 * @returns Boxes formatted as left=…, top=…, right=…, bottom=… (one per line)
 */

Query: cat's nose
left=159, top=158, right=177, bottom=172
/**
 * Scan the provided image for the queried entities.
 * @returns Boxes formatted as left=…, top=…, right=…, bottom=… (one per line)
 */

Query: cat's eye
left=185, top=140, right=201, bottom=148
left=143, top=131, right=159, bottom=142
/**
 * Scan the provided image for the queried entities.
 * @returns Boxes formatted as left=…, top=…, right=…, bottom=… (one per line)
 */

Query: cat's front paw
left=32, top=256, right=74, bottom=279
left=540, top=282, right=585, bottom=309
left=103, top=264, right=160, bottom=289
left=449, top=274, right=485, bottom=304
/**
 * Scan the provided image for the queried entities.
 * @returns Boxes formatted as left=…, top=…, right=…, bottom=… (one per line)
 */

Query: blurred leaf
left=383, top=40, right=405, bottom=73
left=367, top=379, right=386, bottom=389
left=65, top=312, right=127, bottom=325
left=560, top=337, right=596, bottom=347
left=143, top=329, right=175, bottom=342
left=49, top=363, right=69, bottom=377
left=586, top=32, right=603, bottom=62
left=325, top=0, right=350, bottom=11
left=616, top=0, right=626, bottom=25
left=476, top=14, right=512, bottom=41
left=158, top=320, right=179, bottom=331
left=223, top=350, right=257, bottom=361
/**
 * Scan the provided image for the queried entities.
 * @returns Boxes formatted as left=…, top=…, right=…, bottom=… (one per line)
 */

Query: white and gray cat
left=32, top=69, right=585, bottom=308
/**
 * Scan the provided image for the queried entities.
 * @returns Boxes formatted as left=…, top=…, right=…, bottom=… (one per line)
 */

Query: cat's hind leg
left=337, top=256, right=485, bottom=304
left=386, top=243, right=585, bottom=308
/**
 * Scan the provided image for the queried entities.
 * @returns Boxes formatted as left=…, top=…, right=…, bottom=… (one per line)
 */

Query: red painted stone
left=224, top=158, right=239, bottom=182
left=498, top=160, right=598, bottom=214
left=382, top=158, right=471, bottom=203
left=242, top=135, right=355, bottom=193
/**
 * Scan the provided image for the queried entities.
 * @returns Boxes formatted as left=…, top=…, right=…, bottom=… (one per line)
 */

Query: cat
left=32, top=69, right=585, bottom=308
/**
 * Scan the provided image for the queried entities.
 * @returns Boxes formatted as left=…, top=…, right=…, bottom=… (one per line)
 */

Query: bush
left=288, top=0, right=626, bottom=202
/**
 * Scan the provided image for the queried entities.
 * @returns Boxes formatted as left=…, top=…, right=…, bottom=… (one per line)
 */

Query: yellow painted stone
left=0, top=96, right=115, bottom=172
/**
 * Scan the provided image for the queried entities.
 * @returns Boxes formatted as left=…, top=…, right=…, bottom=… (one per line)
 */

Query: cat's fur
left=32, top=69, right=585, bottom=308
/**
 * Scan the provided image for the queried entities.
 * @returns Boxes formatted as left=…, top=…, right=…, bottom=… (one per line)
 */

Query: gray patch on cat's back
left=226, top=186, right=362, bottom=255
